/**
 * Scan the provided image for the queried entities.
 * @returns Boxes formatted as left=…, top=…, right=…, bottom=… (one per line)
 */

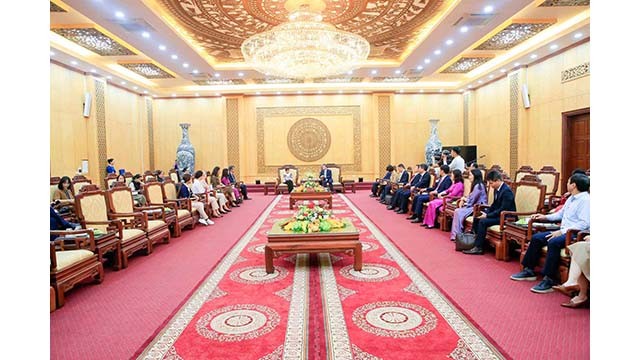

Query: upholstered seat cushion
left=147, top=220, right=166, bottom=231
left=487, top=225, right=502, bottom=233
left=55, top=249, right=95, bottom=270
left=177, top=209, right=191, bottom=219
left=465, top=216, right=473, bottom=223
left=120, top=229, right=146, bottom=244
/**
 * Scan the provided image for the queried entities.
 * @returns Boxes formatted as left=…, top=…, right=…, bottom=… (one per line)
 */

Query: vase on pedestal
left=425, top=119, right=442, bottom=165
left=176, top=123, right=195, bottom=178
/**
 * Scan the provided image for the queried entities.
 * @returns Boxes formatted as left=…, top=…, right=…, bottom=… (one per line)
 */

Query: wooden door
left=562, top=108, right=590, bottom=193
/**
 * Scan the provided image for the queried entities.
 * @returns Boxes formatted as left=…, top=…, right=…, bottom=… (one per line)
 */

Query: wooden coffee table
left=265, top=220, right=361, bottom=273
left=289, top=191, right=333, bottom=209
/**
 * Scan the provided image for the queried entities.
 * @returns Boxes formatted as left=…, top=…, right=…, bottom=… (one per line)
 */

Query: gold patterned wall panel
left=377, top=96, right=391, bottom=178
left=95, top=80, right=107, bottom=178
left=287, top=118, right=332, bottom=162
left=509, top=73, right=520, bottom=178
left=226, top=98, right=240, bottom=176
left=256, top=106, right=361, bottom=175
left=50, top=63, right=89, bottom=177
left=463, top=92, right=470, bottom=145
left=146, top=98, right=155, bottom=170
left=561, top=62, right=589, bottom=83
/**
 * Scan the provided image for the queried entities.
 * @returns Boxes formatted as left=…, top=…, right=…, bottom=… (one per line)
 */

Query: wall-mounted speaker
left=522, top=84, right=531, bottom=109
left=83, top=92, right=92, bottom=117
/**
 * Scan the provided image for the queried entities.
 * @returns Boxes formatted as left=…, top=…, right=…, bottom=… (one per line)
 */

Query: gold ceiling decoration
left=118, top=62, right=174, bottom=79
left=314, top=77, right=364, bottom=83
left=154, top=0, right=446, bottom=63
left=371, top=77, right=422, bottom=83
left=51, top=27, right=136, bottom=56
left=253, top=77, right=304, bottom=84
left=440, top=57, right=494, bottom=73
left=474, top=21, right=555, bottom=51
left=192, top=79, right=247, bottom=86
left=50, top=2, right=66, bottom=12
left=539, top=0, right=589, bottom=6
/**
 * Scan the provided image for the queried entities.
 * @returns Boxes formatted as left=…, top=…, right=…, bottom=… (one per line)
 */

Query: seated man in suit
left=178, top=174, right=214, bottom=226
left=228, top=165, right=251, bottom=200
left=463, top=170, right=516, bottom=255
left=388, top=164, right=430, bottom=214
left=379, top=164, right=408, bottom=203
left=408, top=164, right=452, bottom=224
left=371, top=165, right=394, bottom=197
left=319, top=164, right=334, bottom=192
left=511, top=173, right=590, bottom=293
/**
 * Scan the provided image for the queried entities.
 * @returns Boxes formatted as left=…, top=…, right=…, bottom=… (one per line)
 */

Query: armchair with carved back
left=276, top=165, right=299, bottom=194
left=169, top=169, right=180, bottom=184
left=107, top=185, right=170, bottom=249
left=143, top=181, right=180, bottom=237
left=515, top=165, right=536, bottom=182
left=72, top=175, right=92, bottom=195
left=160, top=180, right=197, bottom=236
left=536, top=166, right=560, bottom=209
left=50, top=229, right=104, bottom=307
left=104, top=173, right=119, bottom=189
left=75, top=188, right=151, bottom=269
left=324, top=163, right=344, bottom=193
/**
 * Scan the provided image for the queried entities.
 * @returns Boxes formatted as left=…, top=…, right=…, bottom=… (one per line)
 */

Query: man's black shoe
left=386, top=206, right=395, bottom=210
left=411, top=218, right=422, bottom=223
left=462, top=247, right=484, bottom=255
left=406, top=215, right=417, bottom=220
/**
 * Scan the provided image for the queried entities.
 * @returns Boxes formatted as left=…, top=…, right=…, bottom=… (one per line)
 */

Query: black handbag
left=455, top=232, right=476, bottom=251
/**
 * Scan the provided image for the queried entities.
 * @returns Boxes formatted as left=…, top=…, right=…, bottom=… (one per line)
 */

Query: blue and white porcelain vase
left=176, top=123, right=195, bottom=177
left=425, top=119, right=442, bottom=165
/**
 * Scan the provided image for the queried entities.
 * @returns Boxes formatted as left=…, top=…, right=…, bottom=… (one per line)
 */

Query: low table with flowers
left=265, top=205, right=362, bottom=273
left=289, top=178, right=332, bottom=209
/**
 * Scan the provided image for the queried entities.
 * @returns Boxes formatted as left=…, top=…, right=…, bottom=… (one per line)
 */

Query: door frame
left=561, top=107, right=590, bottom=193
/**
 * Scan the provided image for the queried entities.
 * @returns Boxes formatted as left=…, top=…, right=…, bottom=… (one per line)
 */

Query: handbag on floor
left=455, top=232, right=476, bottom=251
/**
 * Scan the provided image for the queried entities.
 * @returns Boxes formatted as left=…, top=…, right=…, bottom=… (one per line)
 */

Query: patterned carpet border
left=339, top=194, right=506, bottom=360
left=137, top=195, right=283, bottom=360
left=319, top=253, right=354, bottom=360
left=282, top=254, right=310, bottom=360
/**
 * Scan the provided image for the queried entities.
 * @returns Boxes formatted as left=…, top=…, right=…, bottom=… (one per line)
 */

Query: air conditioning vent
left=110, top=18, right=156, bottom=33
left=453, top=13, right=495, bottom=28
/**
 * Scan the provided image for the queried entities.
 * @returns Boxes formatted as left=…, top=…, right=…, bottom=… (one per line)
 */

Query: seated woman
left=553, top=235, right=590, bottom=308
left=423, top=169, right=464, bottom=229
left=221, top=168, right=242, bottom=205
left=449, top=169, right=487, bottom=240
left=52, top=176, right=75, bottom=214
left=191, top=170, right=225, bottom=218
left=129, top=174, right=148, bottom=206
left=110, top=174, right=126, bottom=188
left=211, top=166, right=238, bottom=207
left=283, top=167, right=295, bottom=193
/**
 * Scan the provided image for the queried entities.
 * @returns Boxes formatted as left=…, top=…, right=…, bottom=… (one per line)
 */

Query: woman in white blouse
left=283, top=167, right=294, bottom=193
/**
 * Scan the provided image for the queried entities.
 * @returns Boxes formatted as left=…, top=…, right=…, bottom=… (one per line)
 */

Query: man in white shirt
left=444, top=147, right=466, bottom=173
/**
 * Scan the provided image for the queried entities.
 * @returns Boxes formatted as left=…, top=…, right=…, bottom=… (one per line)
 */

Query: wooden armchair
left=124, top=172, right=133, bottom=186
left=144, top=181, right=180, bottom=237
left=107, top=186, right=170, bottom=248
left=169, top=169, right=180, bottom=184
left=164, top=180, right=199, bottom=230
left=515, top=165, right=535, bottom=182
left=276, top=165, right=299, bottom=194
left=104, top=173, right=119, bottom=189
left=76, top=188, right=151, bottom=269
left=324, top=163, right=344, bottom=193
left=536, top=166, right=560, bottom=198
left=50, top=229, right=104, bottom=307
left=440, top=173, right=473, bottom=231
left=72, top=176, right=92, bottom=194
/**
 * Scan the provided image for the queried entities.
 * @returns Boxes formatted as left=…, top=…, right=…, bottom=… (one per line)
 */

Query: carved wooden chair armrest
left=442, top=195, right=462, bottom=209
left=472, top=204, right=491, bottom=217
left=499, top=211, right=534, bottom=231
left=564, top=228, right=587, bottom=247
left=524, top=217, right=562, bottom=241
left=50, top=229, right=96, bottom=251
left=84, top=219, right=123, bottom=240
left=150, top=200, right=177, bottom=213
left=135, top=205, right=168, bottom=222
left=109, top=211, right=148, bottom=230
left=172, top=197, right=193, bottom=211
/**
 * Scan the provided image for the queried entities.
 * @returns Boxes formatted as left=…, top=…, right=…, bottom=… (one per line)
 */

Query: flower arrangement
left=294, top=181, right=326, bottom=192
left=280, top=204, right=346, bottom=233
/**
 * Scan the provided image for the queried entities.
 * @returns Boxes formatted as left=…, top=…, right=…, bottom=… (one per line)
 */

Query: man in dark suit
left=388, top=164, right=430, bottom=214
left=228, top=165, right=251, bottom=200
left=379, top=164, right=408, bottom=203
left=371, top=164, right=394, bottom=197
left=319, top=164, right=334, bottom=192
left=408, top=164, right=452, bottom=224
left=463, top=170, right=516, bottom=255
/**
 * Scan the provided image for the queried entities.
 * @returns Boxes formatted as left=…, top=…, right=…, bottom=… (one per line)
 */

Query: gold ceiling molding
left=440, top=56, right=494, bottom=74
left=149, top=0, right=449, bottom=64
left=117, top=61, right=175, bottom=79
left=474, top=20, right=556, bottom=51
left=193, top=78, right=247, bottom=86
left=50, top=1, right=66, bottom=12
left=51, top=25, right=137, bottom=56
left=314, top=77, right=364, bottom=84
left=539, top=0, right=589, bottom=6
left=253, top=78, right=304, bottom=85
left=371, top=77, right=423, bottom=83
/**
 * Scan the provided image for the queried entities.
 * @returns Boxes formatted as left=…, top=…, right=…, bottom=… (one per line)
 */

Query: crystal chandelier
left=241, top=0, right=370, bottom=79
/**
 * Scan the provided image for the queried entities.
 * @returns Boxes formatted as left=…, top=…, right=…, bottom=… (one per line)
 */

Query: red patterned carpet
left=140, top=195, right=502, bottom=359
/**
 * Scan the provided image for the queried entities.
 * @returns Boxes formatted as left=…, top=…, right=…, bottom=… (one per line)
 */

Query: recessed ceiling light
left=90, top=69, right=96, bottom=73
left=371, top=70, right=377, bottom=75
left=318, top=90, right=323, bottom=94
left=192, top=69, right=199, bottom=74
left=172, top=93, right=176, bottom=97
left=359, top=90, right=364, bottom=93
left=171, top=54, right=178, bottom=60
left=195, top=93, right=199, bottom=97
left=477, top=80, right=483, bottom=84
left=70, top=60, right=78, bottom=65
left=158, top=45, right=166, bottom=51
left=574, top=32, right=583, bottom=39
left=214, top=73, right=220, bottom=77
left=276, top=91, right=282, bottom=95
left=417, top=65, right=423, bottom=70
left=121, top=81, right=126, bottom=85
left=297, top=90, right=302, bottom=94
left=182, top=63, right=189, bottom=68
left=467, top=85, right=472, bottom=88
left=395, top=69, right=401, bottom=75
left=347, top=70, right=353, bottom=75
left=489, top=74, right=494, bottom=78
left=141, top=32, right=150, bottom=39
left=50, top=51, right=55, bottom=56
left=445, top=39, right=454, bottom=46
left=143, top=90, right=148, bottom=94
left=460, top=26, right=469, bottom=33
left=439, top=89, right=444, bottom=92
left=500, top=68, right=507, bottom=73
left=530, top=54, right=538, bottom=59
left=484, top=5, right=494, bottom=13
left=238, top=72, right=244, bottom=77
left=256, top=92, right=261, bottom=95
left=424, top=58, right=431, bottom=64
left=550, top=44, right=558, bottom=50
left=133, top=86, right=138, bottom=90
left=514, top=62, right=520, bottom=67
left=434, top=49, right=441, bottom=55
left=115, top=11, right=125, bottom=19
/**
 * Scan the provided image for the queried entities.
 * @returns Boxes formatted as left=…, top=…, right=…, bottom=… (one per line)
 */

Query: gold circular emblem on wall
left=287, top=118, right=331, bottom=162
